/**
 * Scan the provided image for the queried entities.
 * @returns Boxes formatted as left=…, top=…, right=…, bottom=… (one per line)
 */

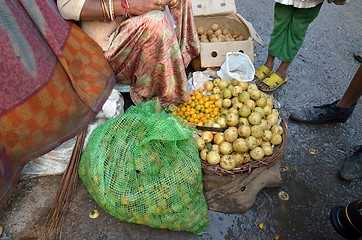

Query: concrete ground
left=1, top=0, right=361, bottom=239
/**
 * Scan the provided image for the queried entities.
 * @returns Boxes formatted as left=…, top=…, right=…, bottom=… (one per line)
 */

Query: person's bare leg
left=337, top=66, right=362, bottom=182
left=274, top=61, right=291, bottom=80
left=337, top=65, right=362, bottom=108
left=264, top=54, right=275, bottom=71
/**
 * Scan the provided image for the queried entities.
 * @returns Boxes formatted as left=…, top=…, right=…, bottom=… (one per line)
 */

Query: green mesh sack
left=79, top=100, right=209, bottom=234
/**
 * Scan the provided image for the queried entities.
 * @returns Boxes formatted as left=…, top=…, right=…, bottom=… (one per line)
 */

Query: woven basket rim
left=201, top=110, right=289, bottom=176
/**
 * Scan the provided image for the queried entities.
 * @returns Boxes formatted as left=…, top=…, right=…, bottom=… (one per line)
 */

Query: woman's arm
left=80, top=0, right=171, bottom=20
left=57, top=0, right=87, bottom=21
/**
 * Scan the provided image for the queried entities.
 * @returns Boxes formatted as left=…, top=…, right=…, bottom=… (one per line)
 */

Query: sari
left=58, top=0, right=200, bottom=107
left=0, top=0, right=116, bottom=209
left=89, top=0, right=199, bottom=107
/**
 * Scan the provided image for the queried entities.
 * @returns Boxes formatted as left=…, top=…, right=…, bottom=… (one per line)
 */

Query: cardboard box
left=191, top=0, right=263, bottom=68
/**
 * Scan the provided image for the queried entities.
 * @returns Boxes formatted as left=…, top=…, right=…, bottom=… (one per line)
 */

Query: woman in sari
left=57, top=0, right=200, bottom=107
left=0, top=0, right=115, bottom=209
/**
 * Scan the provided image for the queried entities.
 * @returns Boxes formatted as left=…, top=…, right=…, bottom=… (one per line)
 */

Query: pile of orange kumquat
left=169, top=88, right=219, bottom=126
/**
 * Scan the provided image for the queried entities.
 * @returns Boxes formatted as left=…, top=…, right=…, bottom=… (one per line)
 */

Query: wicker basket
left=201, top=110, right=289, bottom=176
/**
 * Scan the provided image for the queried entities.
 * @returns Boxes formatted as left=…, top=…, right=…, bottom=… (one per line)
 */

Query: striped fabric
left=0, top=0, right=116, bottom=209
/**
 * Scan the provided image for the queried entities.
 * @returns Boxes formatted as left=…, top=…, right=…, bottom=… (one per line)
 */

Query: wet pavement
left=1, top=0, right=361, bottom=239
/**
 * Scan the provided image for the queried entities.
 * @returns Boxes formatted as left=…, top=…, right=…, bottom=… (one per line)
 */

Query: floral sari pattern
left=104, top=0, right=200, bottom=107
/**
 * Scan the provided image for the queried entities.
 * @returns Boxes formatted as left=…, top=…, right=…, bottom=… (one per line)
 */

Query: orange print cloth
left=0, top=0, right=115, bottom=209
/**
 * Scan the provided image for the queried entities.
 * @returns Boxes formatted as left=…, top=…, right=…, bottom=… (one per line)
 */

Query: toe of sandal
left=254, top=65, right=273, bottom=82
left=258, top=73, right=287, bottom=92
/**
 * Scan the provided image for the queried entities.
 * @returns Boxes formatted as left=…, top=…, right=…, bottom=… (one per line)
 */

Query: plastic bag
left=217, top=52, right=255, bottom=82
left=188, top=70, right=215, bottom=93
left=79, top=100, right=209, bottom=234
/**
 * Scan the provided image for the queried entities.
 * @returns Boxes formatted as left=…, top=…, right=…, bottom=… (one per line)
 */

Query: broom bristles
left=39, top=128, right=87, bottom=240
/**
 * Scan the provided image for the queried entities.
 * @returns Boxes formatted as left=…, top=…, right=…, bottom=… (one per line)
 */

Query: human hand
left=128, top=0, right=169, bottom=15
left=168, top=0, right=179, bottom=9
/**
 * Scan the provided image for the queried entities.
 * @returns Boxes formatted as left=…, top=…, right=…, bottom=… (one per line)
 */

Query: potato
left=200, top=35, right=209, bottom=42
left=232, top=31, right=241, bottom=38
left=211, top=24, right=219, bottom=31
left=200, top=37, right=209, bottom=43
left=215, top=29, right=222, bottom=37
left=236, top=35, right=245, bottom=41
left=210, top=37, right=219, bottom=42
left=206, top=29, right=214, bottom=37
left=222, top=28, right=230, bottom=36
left=203, top=26, right=243, bottom=42
left=208, top=34, right=216, bottom=40
left=218, top=35, right=227, bottom=42
left=197, top=26, right=205, bottom=35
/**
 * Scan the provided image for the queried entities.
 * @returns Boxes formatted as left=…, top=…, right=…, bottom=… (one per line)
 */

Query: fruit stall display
left=168, top=78, right=288, bottom=175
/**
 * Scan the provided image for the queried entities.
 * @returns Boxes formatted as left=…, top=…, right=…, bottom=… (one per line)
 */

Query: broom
left=39, top=128, right=87, bottom=239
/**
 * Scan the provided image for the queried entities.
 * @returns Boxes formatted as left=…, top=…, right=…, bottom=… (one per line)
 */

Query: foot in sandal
left=253, top=65, right=273, bottom=84
left=256, top=73, right=288, bottom=92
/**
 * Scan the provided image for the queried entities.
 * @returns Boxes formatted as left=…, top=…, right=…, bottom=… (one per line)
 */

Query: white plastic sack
left=187, top=68, right=219, bottom=93
left=95, top=89, right=124, bottom=119
left=217, top=52, right=255, bottom=83
left=188, top=70, right=213, bottom=92
left=20, top=89, right=125, bottom=180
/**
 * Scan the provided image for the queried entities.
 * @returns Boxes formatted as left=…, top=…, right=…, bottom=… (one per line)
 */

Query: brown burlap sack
left=202, top=157, right=282, bottom=214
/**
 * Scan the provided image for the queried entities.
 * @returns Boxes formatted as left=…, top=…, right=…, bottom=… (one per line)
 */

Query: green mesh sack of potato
left=79, top=100, right=209, bottom=234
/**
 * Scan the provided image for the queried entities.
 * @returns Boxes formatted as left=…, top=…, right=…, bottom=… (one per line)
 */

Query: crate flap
left=236, top=14, right=263, bottom=47
left=191, top=0, right=236, bottom=16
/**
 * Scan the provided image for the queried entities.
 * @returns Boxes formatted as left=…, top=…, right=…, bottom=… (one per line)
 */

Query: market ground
left=1, top=1, right=361, bottom=239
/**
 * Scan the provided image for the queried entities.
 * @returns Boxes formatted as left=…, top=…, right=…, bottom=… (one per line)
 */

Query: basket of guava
left=169, top=78, right=288, bottom=176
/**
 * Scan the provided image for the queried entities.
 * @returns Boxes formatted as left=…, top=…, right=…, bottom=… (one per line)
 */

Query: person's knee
left=143, top=11, right=172, bottom=31
left=137, top=11, right=175, bottom=44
